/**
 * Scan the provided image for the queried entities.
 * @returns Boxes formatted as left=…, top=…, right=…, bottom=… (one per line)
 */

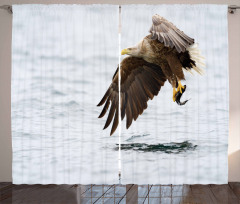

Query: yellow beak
left=121, top=48, right=130, bottom=55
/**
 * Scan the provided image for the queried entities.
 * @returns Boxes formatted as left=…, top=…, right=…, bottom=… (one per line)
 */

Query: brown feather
left=150, top=14, right=194, bottom=53
left=98, top=57, right=166, bottom=135
left=97, top=88, right=110, bottom=106
left=103, top=97, right=116, bottom=130
left=110, top=106, right=119, bottom=136
left=98, top=97, right=110, bottom=118
left=166, top=54, right=185, bottom=80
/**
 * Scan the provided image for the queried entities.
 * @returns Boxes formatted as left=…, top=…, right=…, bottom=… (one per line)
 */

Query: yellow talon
left=173, top=88, right=177, bottom=102
left=177, top=81, right=184, bottom=94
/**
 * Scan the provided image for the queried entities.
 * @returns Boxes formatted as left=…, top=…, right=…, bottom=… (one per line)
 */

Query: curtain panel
left=12, top=4, right=228, bottom=184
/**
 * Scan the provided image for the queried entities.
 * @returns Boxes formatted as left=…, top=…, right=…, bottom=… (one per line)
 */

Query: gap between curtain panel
left=118, top=5, right=122, bottom=184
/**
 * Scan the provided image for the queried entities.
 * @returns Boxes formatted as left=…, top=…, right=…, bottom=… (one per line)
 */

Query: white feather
left=186, top=43, right=205, bottom=75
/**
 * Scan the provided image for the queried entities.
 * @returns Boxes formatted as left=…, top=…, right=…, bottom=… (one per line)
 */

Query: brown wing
left=149, top=14, right=194, bottom=53
left=97, top=57, right=166, bottom=136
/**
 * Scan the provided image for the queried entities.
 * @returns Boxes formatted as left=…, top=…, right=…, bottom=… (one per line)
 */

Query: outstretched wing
left=97, top=57, right=166, bottom=136
left=149, top=14, right=194, bottom=53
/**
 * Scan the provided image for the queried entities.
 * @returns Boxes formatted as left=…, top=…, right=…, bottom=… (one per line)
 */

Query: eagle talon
left=173, top=88, right=177, bottom=102
left=175, top=85, right=189, bottom=105
left=177, top=81, right=185, bottom=94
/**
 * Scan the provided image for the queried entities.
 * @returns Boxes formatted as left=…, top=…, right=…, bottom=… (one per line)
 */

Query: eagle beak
left=121, top=48, right=130, bottom=55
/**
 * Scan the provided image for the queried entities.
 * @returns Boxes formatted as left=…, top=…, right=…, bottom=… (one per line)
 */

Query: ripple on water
left=125, top=133, right=150, bottom=142
left=66, top=100, right=79, bottom=107
left=52, top=90, right=66, bottom=96
left=115, top=141, right=197, bottom=153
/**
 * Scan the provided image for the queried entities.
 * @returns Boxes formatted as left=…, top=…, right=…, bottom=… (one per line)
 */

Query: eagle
left=97, top=14, right=204, bottom=135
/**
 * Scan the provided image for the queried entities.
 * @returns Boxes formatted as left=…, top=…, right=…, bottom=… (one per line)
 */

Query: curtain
left=12, top=4, right=228, bottom=184
left=120, top=5, right=228, bottom=184
left=12, top=5, right=119, bottom=184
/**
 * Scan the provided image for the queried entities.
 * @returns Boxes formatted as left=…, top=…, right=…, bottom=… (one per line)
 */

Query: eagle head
left=121, top=38, right=152, bottom=59
left=121, top=46, right=140, bottom=56
left=121, top=39, right=146, bottom=57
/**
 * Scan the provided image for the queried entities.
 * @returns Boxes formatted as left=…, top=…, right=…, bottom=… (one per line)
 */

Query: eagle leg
left=173, top=88, right=177, bottom=102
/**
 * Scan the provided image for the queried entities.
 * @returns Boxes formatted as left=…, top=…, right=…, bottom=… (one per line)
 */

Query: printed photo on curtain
left=11, top=4, right=228, bottom=185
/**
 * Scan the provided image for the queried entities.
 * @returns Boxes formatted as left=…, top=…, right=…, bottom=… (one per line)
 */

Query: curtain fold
left=12, top=4, right=228, bottom=185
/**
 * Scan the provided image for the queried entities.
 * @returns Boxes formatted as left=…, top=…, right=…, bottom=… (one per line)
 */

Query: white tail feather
left=186, top=43, right=205, bottom=75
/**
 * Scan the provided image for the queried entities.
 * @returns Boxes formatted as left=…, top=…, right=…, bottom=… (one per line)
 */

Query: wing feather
left=110, top=105, right=119, bottom=135
left=98, top=96, right=110, bottom=118
left=120, top=92, right=126, bottom=120
left=126, top=94, right=133, bottom=129
left=149, top=14, right=194, bottom=52
left=103, top=93, right=117, bottom=130
left=97, top=56, right=166, bottom=135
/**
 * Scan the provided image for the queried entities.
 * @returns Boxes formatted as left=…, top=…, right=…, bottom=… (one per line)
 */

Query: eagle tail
left=186, top=43, right=205, bottom=75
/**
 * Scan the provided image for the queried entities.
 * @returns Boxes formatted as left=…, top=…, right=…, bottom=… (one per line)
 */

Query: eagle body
left=127, top=34, right=201, bottom=89
left=98, top=14, right=205, bottom=135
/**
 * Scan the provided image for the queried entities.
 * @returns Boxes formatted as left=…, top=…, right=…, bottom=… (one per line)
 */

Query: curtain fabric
left=120, top=5, right=228, bottom=184
left=12, top=5, right=119, bottom=184
left=12, top=4, right=228, bottom=184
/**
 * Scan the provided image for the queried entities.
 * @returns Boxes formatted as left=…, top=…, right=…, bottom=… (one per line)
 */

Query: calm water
left=12, top=5, right=228, bottom=184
